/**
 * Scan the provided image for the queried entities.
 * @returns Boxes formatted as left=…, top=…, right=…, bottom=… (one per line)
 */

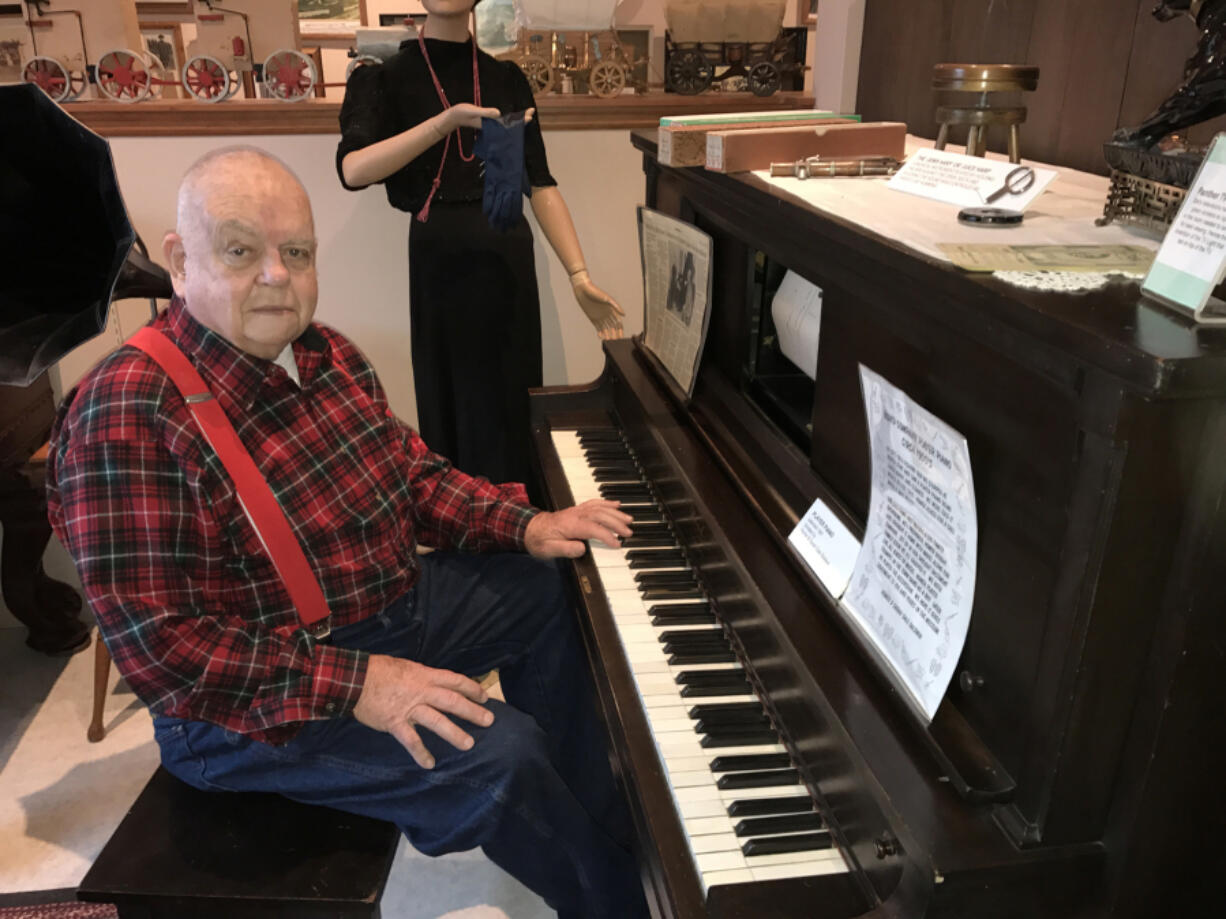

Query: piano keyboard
left=552, top=428, right=850, bottom=892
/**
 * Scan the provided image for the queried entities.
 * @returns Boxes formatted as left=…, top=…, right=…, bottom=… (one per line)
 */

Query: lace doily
left=993, top=270, right=1146, bottom=292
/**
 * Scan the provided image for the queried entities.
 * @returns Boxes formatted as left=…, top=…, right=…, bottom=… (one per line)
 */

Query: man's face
left=164, top=156, right=318, bottom=360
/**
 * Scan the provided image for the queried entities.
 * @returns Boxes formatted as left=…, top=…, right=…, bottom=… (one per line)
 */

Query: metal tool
left=982, top=165, right=1036, bottom=203
left=769, top=155, right=902, bottom=179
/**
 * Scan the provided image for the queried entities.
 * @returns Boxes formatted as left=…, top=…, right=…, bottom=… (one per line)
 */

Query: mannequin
left=338, top=0, right=623, bottom=489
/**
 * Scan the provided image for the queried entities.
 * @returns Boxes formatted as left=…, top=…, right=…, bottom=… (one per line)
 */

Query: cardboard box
left=706, top=122, right=908, bottom=173
left=658, top=112, right=855, bottom=167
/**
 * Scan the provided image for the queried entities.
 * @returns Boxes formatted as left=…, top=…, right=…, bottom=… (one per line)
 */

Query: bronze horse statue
left=1115, top=0, right=1226, bottom=147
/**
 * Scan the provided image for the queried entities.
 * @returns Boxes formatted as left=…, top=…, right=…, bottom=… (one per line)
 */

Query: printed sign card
left=1141, top=133, right=1226, bottom=325
left=788, top=498, right=860, bottom=599
left=842, top=367, right=978, bottom=722
left=888, top=148, right=1057, bottom=211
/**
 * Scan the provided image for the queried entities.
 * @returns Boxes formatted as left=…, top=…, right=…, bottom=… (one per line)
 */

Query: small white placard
left=887, top=148, right=1058, bottom=211
left=788, top=498, right=860, bottom=599
left=1141, top=133, right=1226, bottom=325
left=842, top=366, right=978, bottom=722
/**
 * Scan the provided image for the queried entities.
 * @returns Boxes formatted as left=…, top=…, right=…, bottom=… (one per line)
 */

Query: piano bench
left=77, top=766, right=400, bottom=919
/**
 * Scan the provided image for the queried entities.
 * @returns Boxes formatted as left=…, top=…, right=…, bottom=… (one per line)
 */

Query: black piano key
left=733, top=813, right=824, bottom=838
left=642, top=586, right=702, bottom=600
left=709, top=753, right=793, bottom=772
left=662, top=634, right=730, bottom=650
left=742, top=832, right=832, bottom=857
left=700, top=729, right=778, bottom=747
left=648, top=602, right=710, bottom=617
left=635, top=569, right=695, bottom=584
left=695, top=718, right=773, bottom=737
left=688, top=702, right=766, bottom=722
left=716, top=769, right=800, bottom=790
left=727, top=796, right=815, bottom=817
left=600, top=482, right=650, bottom=494
left=664, top=641, right=732, bottom=657
left=669, top=650, right=738, bottom=665
left=592, top=468, right=642, bottom=482
left=680, top=682, right=752, bottom=697
left=675, top=669, right=745, bottom=685
left=659, top=628, right=724, bottom=644
left=577, top=429, right=623, bottom=441
left=630, top=552, right=686, bottom=569
left=625, top=522, right=671, bottom=536
left=651, top=611, right=715, bottom=626
left=623, top=535, right=679, bottom=549
left=625, top=508, right=664, bottom=523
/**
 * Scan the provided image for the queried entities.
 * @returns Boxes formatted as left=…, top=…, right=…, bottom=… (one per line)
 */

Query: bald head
left=176, top=146, right=311, bottom=241
left=164, top=146, right=319, bottom=360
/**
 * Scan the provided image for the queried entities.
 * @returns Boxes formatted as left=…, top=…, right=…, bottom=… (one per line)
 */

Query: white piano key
left=684, top=816, right=737, bottom=837
left=679, top=797, right=731, bottom=820
left=691, top=832, right=744, bottom=855
left=749, top=855, right=849, bottom=882
left=666, top=770, right=718, bottom=789
left=701, top=868, right=755, bottom=890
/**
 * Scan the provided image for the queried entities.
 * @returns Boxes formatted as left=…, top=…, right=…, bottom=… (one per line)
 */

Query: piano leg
left=0, top=461, right=89, bottom=656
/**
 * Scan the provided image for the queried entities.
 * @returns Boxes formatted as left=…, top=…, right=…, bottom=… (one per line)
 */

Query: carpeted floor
left=0, top=903, right=115, bottom=918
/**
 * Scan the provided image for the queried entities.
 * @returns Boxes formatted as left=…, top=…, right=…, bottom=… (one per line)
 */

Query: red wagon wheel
left=262, top=49, right=316, bottom=102
left=96, top=49, right=152, bottom=103
left=182, top=54, right=232, bottom=103
left=22, top=56, right=71, bottom=103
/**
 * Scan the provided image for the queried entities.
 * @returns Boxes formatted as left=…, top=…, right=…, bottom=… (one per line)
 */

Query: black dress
left=337, top=37, right=556, bottom=488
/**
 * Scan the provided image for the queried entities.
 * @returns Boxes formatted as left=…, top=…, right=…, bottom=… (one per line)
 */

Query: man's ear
left=163, top=232, right=188, bottom=297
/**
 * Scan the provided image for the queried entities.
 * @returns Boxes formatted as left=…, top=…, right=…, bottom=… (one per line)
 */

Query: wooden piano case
left=604, top=129, right=1226, bottom=918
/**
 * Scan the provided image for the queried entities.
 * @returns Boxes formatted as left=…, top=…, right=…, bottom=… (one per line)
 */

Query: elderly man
left=46, top=146, right=647, bottom=919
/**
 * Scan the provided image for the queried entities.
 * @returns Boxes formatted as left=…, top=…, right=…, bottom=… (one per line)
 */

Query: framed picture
left=139, top=21, right=186, bottom=97
left=135, top=1, right=194, bottom=15
left=298, top=0, right=366, bottom=39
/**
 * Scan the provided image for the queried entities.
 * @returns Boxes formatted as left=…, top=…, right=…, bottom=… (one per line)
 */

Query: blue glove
left=473, top=111, right=532, bottom=232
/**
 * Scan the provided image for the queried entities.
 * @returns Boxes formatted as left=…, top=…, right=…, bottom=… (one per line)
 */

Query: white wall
left=812, top=0, right=864, bottom=114
left=2, top=128, right=646, bottom=629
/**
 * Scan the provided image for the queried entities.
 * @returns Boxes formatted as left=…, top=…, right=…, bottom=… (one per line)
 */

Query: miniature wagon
left=664, top=0, right=796, bottom=96
left=498, top=0, right=635, bottom=98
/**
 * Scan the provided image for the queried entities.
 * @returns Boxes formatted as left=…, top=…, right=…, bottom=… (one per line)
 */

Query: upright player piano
left=528, top=130, right=1226, bottom=919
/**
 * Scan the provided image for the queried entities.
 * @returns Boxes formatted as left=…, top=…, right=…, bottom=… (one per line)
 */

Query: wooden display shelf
left=65, top=91, right=817, bottom=137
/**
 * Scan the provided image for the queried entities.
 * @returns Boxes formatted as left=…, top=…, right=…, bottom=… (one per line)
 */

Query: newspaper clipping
left=637, top=206, right=714, bottom=396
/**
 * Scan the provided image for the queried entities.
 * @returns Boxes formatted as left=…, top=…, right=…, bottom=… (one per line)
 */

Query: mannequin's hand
left=441, top=105, right=535, bottom=134
left=441, top=103, right=503, bottom=133
left=571, top=271, right=625, bottom=340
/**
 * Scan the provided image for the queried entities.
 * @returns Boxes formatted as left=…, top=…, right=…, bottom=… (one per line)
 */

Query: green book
left=659, top=110, right=861, bottom=127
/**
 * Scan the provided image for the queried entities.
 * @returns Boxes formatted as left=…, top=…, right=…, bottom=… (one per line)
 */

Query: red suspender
left=128, top=327, right=332, bottom=638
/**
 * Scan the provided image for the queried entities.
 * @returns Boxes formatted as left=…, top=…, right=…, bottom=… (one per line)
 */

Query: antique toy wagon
left=181, top=0, right=316, bottom=103
left=497, top=0, right=635, bottom=98
left=664, top=0, right=797, bottom=96
left=14, top=0, right=153, bottom=102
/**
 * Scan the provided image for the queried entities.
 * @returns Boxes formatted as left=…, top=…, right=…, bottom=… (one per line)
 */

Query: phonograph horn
left=0, top=83, right=171, bottom=387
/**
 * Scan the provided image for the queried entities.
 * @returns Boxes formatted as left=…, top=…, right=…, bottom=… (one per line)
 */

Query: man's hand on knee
left=524, top=499, right=633, bottom=559
left=353, top=654, right=494, bottom=769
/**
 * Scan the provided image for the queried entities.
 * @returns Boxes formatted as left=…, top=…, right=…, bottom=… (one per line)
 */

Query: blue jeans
left=154, top=551, right=647, bottom=919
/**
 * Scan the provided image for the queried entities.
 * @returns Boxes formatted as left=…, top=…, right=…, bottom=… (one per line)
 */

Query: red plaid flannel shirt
left=47, top=299, right=537, bottom=744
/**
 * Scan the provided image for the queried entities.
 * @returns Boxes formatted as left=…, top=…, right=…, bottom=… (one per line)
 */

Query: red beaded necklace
left=415, top=27, right=482, bottom=223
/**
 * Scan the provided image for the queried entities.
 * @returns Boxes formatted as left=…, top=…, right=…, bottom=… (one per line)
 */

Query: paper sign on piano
left=842, top=366, right=978, bottom=722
